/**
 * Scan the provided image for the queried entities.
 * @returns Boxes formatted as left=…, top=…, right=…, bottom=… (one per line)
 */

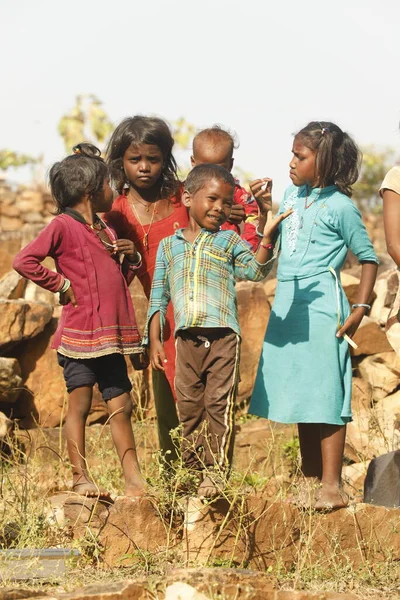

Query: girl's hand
left=150, top=340, right=167, bottom=371
left=336, top=308, right=366, bottom=339
left=59, top=286, right=77, bottom=307
left=228, top=204, right=246, bottom=225
left=262, top=208, right=293, bottom=243
left=250, top=178, right=273, bottom=217
left=130, top=350, right=150, bottom=371
left=114, top=238, right=136, bottom=258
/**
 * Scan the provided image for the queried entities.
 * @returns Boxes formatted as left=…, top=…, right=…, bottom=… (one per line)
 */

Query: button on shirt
left=144, top=228, right=274, bottom=343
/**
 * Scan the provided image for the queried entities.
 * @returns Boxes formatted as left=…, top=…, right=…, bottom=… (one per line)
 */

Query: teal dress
left=249, top=185, right=378, bottom=425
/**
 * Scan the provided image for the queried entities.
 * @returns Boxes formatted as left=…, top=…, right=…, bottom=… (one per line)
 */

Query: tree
left=57, top=94, right=114, bottom=153
left=353, top=146, right=398, bottom=214
left=0, top=150, right=38, bottom=172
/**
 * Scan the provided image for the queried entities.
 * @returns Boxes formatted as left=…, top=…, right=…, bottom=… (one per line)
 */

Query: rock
left=0, top=411, right=13, bottom=440
left=0, top=270, right=26, bottom=299
left=342, top=461, right=370, bottom=499
left=99, top=496, right=168, bottom=567
left=370, top=268, right=398, bottom=325
left=341, top=271, right=376, bottom=307
left=165, top=582, right=210, bottom=600
left=0, top=215, right=23, bottom=231
left=363, top=451, right=400, bottom=508
left=351, top=316, right=393, bottom=356
left=236, top=281, right=270, bottom=402
left=24, top=278, right=56, bottom=306
left=22, top=211, right=45, bottom=224
left=263, top=277, right=277, bottom=304
left=0, top=299, right=53, bottom=352
left=0, top=357, right=23, bottom=403
left=351, top=377, right=373, bottom=413
left=16, top=189, right=46, bottom=213
left=13, top=319, right=108, bottom=428
left=357, top=352, right=400, bottom=400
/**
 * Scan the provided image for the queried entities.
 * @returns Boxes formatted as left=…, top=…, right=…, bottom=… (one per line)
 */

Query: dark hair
left=185, top=164, right=235, bottom=196
left=295, top=121, right=361, bottom=197
left=49, top=143, right=108, bottom=214
left=192, top=125, right=238, bottom=158
left=105, top=115, right=179, bottom=197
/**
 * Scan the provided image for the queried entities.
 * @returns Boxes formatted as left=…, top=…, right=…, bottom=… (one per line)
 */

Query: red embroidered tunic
left=13, top=213, right=142, bottom=358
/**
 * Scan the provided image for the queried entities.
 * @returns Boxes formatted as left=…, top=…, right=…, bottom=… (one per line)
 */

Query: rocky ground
left=0, top=182, right=399, bottom=599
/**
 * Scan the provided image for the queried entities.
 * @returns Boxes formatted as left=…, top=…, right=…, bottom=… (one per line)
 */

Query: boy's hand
left=59, top=286, right=78, bottom=307
left=150, top=340, right=167, bottom=371
left=250, top=178, right=273, bottom=216
left=130, top=350, right=150, bottom=371
left=228, top=204, right=245, bottom=225
left=262, top=208, right=293, bottom=243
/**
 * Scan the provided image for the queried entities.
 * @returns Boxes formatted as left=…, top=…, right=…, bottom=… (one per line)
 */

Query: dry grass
left=0, top=414, right=399, bottom=599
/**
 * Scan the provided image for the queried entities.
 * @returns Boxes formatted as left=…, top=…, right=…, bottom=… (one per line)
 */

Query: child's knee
left=108, top=395, right=133, bottom=420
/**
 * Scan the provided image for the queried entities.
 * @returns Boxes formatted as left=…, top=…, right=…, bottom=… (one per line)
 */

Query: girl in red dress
left=105, top=117, right=185, bottom=459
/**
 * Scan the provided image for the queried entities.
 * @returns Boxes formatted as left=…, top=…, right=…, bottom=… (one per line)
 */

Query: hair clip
left=72, top=143, right=102, bottom=158
left=321, top=128, right=326, bottom=135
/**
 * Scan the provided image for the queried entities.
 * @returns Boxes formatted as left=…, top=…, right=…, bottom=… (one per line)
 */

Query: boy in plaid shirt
left=145, top=164, right=291, bottom=498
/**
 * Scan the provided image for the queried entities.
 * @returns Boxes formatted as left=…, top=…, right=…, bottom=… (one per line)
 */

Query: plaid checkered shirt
left=143, top=228, right=275, bottom=343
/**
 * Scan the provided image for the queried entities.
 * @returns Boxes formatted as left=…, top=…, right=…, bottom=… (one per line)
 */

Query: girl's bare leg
left=315, top=424, right=348, bottom=510
left=298, top=423, right=323, bottom=479
left=107, top=393, right=146, bottom=497
left=289, top=423, right=322, bottom=506
left=65, top=386, right=110, bottom=497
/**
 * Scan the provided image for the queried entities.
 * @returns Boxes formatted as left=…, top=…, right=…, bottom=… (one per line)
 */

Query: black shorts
left=57, top=353, right=132, bottom=401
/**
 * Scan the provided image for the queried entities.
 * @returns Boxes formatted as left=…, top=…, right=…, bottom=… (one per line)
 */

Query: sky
left=1, top=0, right=400, bottom=201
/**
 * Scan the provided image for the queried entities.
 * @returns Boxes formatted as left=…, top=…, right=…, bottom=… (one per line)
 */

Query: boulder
left=99, top=496, right=169, bottom=568
left=0, top=215, right=23, bottom=231
left=363, top=450, right=400, bottom=508
left=0, top=270, right=26, bottom=299
left=236, top=281, right=270, bottom=402
left=13, top=319, right=108, bottom=429
left=370, top=268, right=398, bottom=325
left=342, top=461, right=370, bottom=500
left=0, top=411, right=13, bottom=440
left=0, top=357, right=23, bottom=404
left=357, top=352, right=400, bottom=400
left=0, top=299, right=53, bottom=352
left=351, top=316, right=393, bottom=356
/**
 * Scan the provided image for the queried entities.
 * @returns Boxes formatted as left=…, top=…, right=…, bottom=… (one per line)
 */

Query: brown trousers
left=175, top=328, right=241, bottom=471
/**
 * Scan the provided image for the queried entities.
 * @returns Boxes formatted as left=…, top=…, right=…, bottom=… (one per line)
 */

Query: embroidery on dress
left=283, top=189, right=301, bottom=256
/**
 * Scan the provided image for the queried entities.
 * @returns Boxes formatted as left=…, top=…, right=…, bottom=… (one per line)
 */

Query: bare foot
left=197, top=474, right=224, bottom=500
left=124, top=480, right=147, bottom=498
left=314, top=484, right=349, bottom=511
left=72, top=476, right=111, bottom=500
left=286, top=477, right=320, bottom=509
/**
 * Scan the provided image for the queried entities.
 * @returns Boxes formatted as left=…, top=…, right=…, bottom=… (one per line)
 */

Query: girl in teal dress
left=249, top=121, right=378, bottom=510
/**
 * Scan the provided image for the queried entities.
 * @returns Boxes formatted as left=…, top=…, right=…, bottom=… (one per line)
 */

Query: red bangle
left=260, top=242, right=274, bottom=250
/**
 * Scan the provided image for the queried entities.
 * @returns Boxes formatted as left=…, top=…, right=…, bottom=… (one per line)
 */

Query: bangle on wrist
left=352, top=303, right=370, bottom=311
left=260, top=242, right=274, bottom=250
left=256, top=229, right=264, bottom=238
left=58, top=278, right=71, bottom=294
left=128, top=251, right=142, bottom=269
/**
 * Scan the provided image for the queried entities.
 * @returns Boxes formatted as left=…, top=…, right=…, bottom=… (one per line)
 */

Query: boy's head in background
left=191, top=126, right=237, bottom=172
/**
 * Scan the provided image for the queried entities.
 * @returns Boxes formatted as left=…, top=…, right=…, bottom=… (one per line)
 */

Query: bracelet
left=260, top=242, right=274, bottom=250
left=59, top=278, right=71, bottom=293
left=352, top=303, right=371, bottom=310
left=256, top=229, right=264, bottom=238
left=128, top=251, right=142, bottom=269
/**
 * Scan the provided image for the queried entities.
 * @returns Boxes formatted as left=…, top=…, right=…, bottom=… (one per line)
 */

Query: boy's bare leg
left=315, top=424, right=348, bottom=510
left=65, top=386, right=110, bottom=498
left=107, top=393, right=146, bottom=497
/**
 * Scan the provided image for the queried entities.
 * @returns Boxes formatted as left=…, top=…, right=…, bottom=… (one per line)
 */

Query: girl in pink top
left=13, top=144, right=146, bottom=498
